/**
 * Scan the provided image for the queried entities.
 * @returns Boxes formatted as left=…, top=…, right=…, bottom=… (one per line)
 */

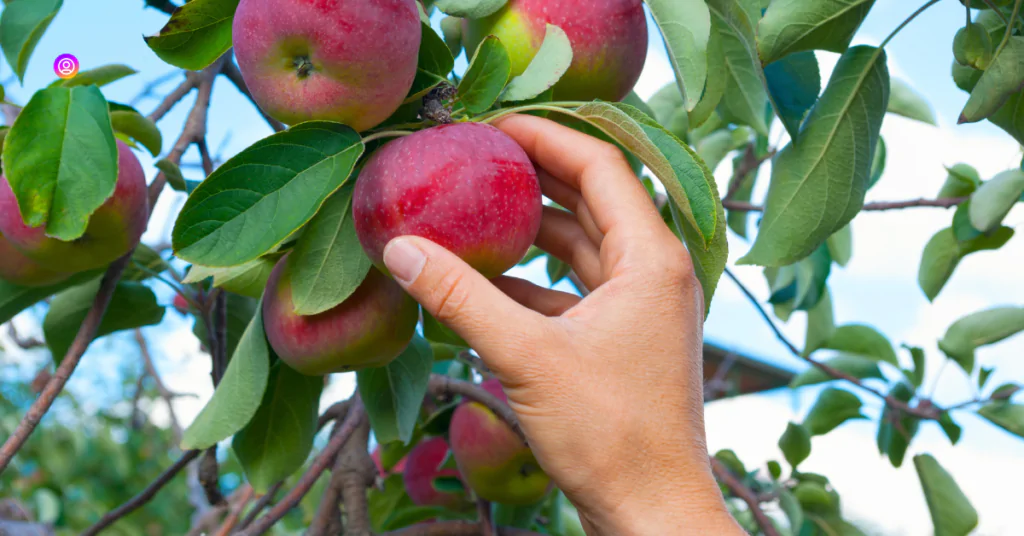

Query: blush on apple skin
left=0, top=231, right=70, bottom=287
left=232, top=0, right=422, bottom=132
left=403, top=436, right=466, bottom=509
left=449, top=379, right=552, bottom=505
left=262, top=255, right=419, bottom=376
left=0, top=141, right=149, bottom=274
left=353, top=122, right=542, bottom=279
left=463, top=0, right=648, bottom=103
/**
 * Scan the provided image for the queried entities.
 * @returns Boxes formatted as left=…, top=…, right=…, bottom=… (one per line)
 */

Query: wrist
left=577, top=461, right=741, bottom=536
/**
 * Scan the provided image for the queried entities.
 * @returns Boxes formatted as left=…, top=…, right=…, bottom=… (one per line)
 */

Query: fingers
left=383, top=236, right=546, bottom=365
left=493, top=276, right=581, bottom=317
left=534, top=207, right=603, bottom=290
left=496, top=114, right=664, bottom=239
left=539, top=172, right=604, bottom=246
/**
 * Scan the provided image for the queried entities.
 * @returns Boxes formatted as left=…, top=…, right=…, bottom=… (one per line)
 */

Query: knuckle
left=430, top=270, right=471, bottom=324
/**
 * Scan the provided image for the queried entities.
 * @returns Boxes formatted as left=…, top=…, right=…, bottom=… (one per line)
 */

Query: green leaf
left=157, top=158, right=187, bottom=192
left=938, top=164, right=982, bottom=199
left=868, top=137, right=886, bottom=189
left=0, top=271, right=98, bottom=325
left=888, top=78, right=937, bottom=125
left=914, top=454, right=979, bottom=536
left=803, top=288, right=835, bottom=355
left=979, top=366, right=995, bottom=390
left=173, top=122, right=364, bottom=267
left=2, top=86, right=118, bottom=241
left=234, top=362, right=323, bottom=493
left=458, top=36, right=511, bottom=114
left=726, top=151, right=758, bottom=238
left=939, top=306, right=1024, bottom=374
left=0, top=0, right=62, bottom=82
left=803, top=387, right=864, bottom=436
left=423, top=311, right=469, bottom=349
left=408, top=24, right=455, bottom=101
left=42, top=280, right=164, bottom=361
left=918, top=228, right=961, bottom=301
left=826, top=225, right=853, bottom=267
left=357, top=336, right=434, bottom=444
left=757, top=0, right=877, bottom=65
left=688, top=25, right=727, bottom=129
left=647, top=83, right=686, bottom=130
left=822, top=324, right=898, bottom=366
left=434, top=0, right=506, bottom=18
left=738, top=46, right=889, bottom=267
left=110, top=110, right=162, bottom=157
left=710, top=0, right=769, bottom=136
left=192, top=292, right=258, bottom=358
left=144, top=0, right=239, bottom=71
left=790, top=355, right=883, bottom=388
left=905, top=345, right=926, bottom=388
left=877, top=383, right=918, bottom=468
left=938, top=413, right=962, bottom=445
left=123, top=244, right=170, bottom=282
left=181, top=302, right=271, bottom=450
left=789, top=245, right=831, bottom=311
left=286, top=183, right=372, bottom=316
left=969, top=170, right=1024, bottom=231
left=960, top=36, right=1024, bottom=123
left=546, top=256, right=571, bottom=285
left=987, top=87, right=1024, bottom=145
left=183, top=255, right=281, bottom=300
left=764, top=51, right=821, bottom=139
left=440, top=16, right=463, bottom=58
left=779, top=489, right=804, bottom=533
left=647, top=0, right=712, bottom=111
left=58, top=64, right=136, bottom=89
left=977, top=402, right=1024, bottom=438
left=501, top=24, right=572, bottom=103
left=778, top=422, right=811, bottom=468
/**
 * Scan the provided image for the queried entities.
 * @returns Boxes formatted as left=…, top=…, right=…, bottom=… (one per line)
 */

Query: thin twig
left=81, top=450, right=201, bottom=536
left=144, top=0, right=179, bottom=15
left=567, top=271, right=590, bottom=297
left=478, top=499, right=496, bottom=536
left=238, top=398, right=365, bottom=536
left=710, top=459, right=779, bottom=536
left=200, top=448, right=225, bottom=506
left=237, top=482, right=283, bottom=530
left=722, top=269, right=943, bottom=421
left=722, top=197, right=966, bottom=213
left=0, top=255, right=134, bottom=475
left=339, top=418, right=375, bottom=536
left=134, top=329, right=184, bottom=442
left=147, top=75, right=197, bottom=124
left=220, top=59, right=287, bottom=132
left=427, top=375, right=526, bottom=444
left=213, top=486, right=254, bottom=536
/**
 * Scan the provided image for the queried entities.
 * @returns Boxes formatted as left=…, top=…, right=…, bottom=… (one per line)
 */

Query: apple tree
left=1, top=0, right=1023, bottom=534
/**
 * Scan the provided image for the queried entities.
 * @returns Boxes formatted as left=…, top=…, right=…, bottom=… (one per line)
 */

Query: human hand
left=381, top=115, right=742, bottom=535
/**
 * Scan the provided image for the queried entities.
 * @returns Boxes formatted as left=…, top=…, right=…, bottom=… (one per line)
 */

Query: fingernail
left=383, top=238, right=426, bottom=285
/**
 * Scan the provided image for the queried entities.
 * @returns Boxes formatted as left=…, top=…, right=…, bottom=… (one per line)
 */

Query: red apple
left=449, top=379, right=551, bottom=505
left=0, top=141, right=149, bottom=274
left=403, top=437, right=465, bottom=508
left=0, top=231, right=70, bottom=287
left=232, top=0, right=422, bottom=132
left=262, top=255, right=419, bottom=375
left=353, top=123, right=542, bottom=279
left=172, top=294, right=190, bottom=315
left=463, top=0, right=648, bottom=102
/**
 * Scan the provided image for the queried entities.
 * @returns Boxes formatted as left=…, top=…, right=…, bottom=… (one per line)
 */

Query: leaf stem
left=880, top=0, right=944, bottom=49
left=361, top=130, right=413, bottom=144
left=474, top=101, right=588, bottom=123
left=997, top=0, right=1024, bottom=53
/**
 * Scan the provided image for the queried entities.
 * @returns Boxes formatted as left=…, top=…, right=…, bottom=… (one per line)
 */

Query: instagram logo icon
left=54, top=54, right=79, bottom=80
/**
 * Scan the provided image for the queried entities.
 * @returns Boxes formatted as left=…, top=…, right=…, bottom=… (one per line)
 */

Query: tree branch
left=237, top=482, right=283, bottom=530
left=477, top=499, right=496, bottom=536
left=380, top=522, right=546, bottom=536
left=238, top=398, right=365, bottom=536
left=220, top=59, right=287, bottom=132
left=144, top=0, right=179, bottom=15
left=212, top=486, right=254, bottom=536
left=199, top=448, right=225, bottom=506
left=710, top=459, right=779, bottom=536
left=0, top=255, right=134, bottom=475
left=722, top=269, right=943, bottom=421
left=146, top=75, right=196, bottom=124
left=80, top=449, right=201, bottom=536
left=723, top=197, right=966, bottom=213
left=339, top=418, right=375, bottom=536
left=427, top=375, right=526, bottom=444
left=133, top=329, right=183, bottom=442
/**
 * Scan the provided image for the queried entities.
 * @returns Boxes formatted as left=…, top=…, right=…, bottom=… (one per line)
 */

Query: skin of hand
left=381, top=115, right=743, bottom=535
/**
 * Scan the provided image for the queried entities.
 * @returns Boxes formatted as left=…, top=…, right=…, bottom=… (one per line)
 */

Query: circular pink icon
left=54, top=54, right=79, bottom=80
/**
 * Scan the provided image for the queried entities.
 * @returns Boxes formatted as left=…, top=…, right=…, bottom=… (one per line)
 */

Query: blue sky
left=3, top=1, right=1023, bottom=533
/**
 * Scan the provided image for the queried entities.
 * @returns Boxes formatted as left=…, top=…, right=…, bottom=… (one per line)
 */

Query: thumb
left=382, top=236, right=543, bottom=360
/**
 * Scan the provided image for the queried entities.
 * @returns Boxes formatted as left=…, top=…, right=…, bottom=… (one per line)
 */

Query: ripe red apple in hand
left=403, top=436, right=466, bottom=508
left=450, top=379, right=551, bottom=505
left=262, top=255, right=419, bottom=375
left=232, top=0, right=422, bottom=132
left=0, top=141, right=149, bottom=274
left=354, top=123, right=542, bottom=279
left=463, top=0, right=648, bottom=102
left=0, top=232, right=70, bottom=287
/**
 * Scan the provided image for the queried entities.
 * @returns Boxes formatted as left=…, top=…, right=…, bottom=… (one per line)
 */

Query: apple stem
left=293, top=56, right=316, bottom=79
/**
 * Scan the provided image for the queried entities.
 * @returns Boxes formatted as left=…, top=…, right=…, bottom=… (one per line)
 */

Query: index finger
left=495, top=114, right=664, bottom=238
